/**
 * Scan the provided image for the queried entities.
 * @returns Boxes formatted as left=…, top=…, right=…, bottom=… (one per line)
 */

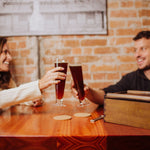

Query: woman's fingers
left=32, top=99, right=44, bottom=107
left=39, top=67, right=67, bottom=90
left=49, top=67, right=64, bottom=73
left=54, top=72, right=66, bottom=80
left=47, top=67, right=66, bottom=80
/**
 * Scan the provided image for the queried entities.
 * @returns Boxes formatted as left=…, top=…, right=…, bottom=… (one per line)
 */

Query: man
left=72, top=30, right=150, bottom=105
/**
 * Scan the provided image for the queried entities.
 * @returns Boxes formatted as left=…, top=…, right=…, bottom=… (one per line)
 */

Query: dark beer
left=69, top=65, right=85, bottom=101
left=55, top=62, right=68, bottom=100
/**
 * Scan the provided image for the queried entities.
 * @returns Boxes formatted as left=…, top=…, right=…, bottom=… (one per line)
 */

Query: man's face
left=0, top=43, right=12, bottom=72
left=134, top=38, right=150, bottom=70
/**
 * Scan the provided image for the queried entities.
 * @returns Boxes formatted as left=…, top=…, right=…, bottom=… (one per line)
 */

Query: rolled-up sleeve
left=0, top=81, right=42, bottom=109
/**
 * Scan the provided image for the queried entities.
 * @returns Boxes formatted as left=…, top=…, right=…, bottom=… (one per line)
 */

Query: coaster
left=74, top=113, right=91, bottom=117
left=53, top=115, right=72, bottom=120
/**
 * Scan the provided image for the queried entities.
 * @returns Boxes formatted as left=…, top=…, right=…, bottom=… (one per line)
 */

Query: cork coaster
left=74, top=113, right=91, bottom=117
left=53, top=115, right=72, bottom=120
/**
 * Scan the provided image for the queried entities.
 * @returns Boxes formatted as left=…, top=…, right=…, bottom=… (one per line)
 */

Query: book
left=104, top=91, right=150, bottom=129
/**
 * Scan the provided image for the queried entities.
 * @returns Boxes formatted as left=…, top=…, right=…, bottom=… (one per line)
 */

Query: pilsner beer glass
left=55, top=58, right=68, bottom=106
left=69, top=65, right=86, bottom=106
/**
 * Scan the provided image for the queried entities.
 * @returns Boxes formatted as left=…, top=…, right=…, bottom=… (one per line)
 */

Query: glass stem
left=60, top=99, right=63, bottom=106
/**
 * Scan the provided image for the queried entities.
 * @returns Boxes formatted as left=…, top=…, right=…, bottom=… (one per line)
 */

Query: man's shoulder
left=124, top=69, right=139, bottom=78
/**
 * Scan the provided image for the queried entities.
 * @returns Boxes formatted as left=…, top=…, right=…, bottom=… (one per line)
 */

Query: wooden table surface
left=0, top=99, right=150, bottom=150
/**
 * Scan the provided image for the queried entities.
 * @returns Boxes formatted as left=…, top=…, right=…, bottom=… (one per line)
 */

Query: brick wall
left=8, top=0, right=150, bottom=101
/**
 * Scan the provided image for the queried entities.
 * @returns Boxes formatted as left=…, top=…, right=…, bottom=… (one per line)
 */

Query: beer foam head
left=69, top=64, right=82, bottom=67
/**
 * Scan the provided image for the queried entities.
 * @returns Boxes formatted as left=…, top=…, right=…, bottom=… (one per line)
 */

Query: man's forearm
left=86, top=87, right=105, bottom=105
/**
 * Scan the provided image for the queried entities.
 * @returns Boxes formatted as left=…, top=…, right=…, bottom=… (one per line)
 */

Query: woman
left=0, top=37, right=66, bottom=109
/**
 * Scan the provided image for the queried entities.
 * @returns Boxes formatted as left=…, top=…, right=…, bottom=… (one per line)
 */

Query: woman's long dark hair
left=0, top=37, right=11, bottom=89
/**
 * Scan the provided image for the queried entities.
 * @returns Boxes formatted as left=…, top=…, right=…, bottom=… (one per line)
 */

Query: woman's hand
left=32, top=99, right=44, bottom=107
left=39, top=67, right=66, bottom=91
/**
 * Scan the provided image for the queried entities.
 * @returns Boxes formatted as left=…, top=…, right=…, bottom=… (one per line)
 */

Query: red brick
left=108, top=29, right=115, bottom=36
left=116, top=37, right=133, bottom=45
left=116, top=29, right=141, bottom=36
left=54, top=48, right=71, bottom=55
left=64, top=40, right=79, bottom=47
left=91, top=65, right=117, bottom=72
left=13, top=37, right=27, bottom=41
left=12, top=67, right=25, bottom=75
left=93, top=73, right=106, bottom=80
left=15, top=76, right=31, bottom=84
left=109, top=20, right=126, bottom=28
left=61, top=35, right=75, bottom=38
left=25, top=67, right=36, bottom=74
left=135, top=1, right=142, bottom=8
left=83, top=48, right=92, bottom=55
left=107, top=73, right=120, bottom=80
left=102, top=56, right=116, bottom=63
left=26, top=58, right=34, bottom=65
left=108, top=2, right=119, bottom=9
left=18, top=41, right=26, bottom=49
left=110, top=10, right=137, bottom=18
left=20, top=49, right=30, bottom=57
left=141, top=9, right=150, bottom=17
left=82, top=64, right=89, bottom=71
left=72, top=48, right=82, bottom=55
left=45, top=48, right=71, bottom=56
left=83, top=73, right=91, bottom=80
left=143, top=1, right=150, bottom=7
left=12, top=58, right=25, bottom=66
left=75, top=56, right=99, bottom=64
left=8, top=42, right=17, bottom=50
left=89, top=82, right=114, bottom=89
left=143, top=19, right=150, bottom=26
left=118, top=64, right=137, bottom=71
left=43, top=57, right=53, bottom=65
left=76, top=35, right=84, bottom=38
left=81, top=39, right=107, bottom=46
left=108, top=38, right=116, bottom=46
left=124, top=47, right=135, bottom=54
left=10, top=50, right=19, bottom=57
left=127, top=20, right=142, bottom=27
left=45, top=50, right=51, bottom=55
left=94, top=47, right=119, bottom=54
left=43, top=40, right=55, bottom=49
left=65, top=56, right=75, bottom=64
left=117, top=55, right=135, bottom=62
left=121, top=1, right=134, bottom=7
left=44, top=66, right=55, bottom=73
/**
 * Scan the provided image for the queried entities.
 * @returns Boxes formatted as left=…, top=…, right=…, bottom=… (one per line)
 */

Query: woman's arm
left=0, top=81, right=42, bottom=109
left=0, top=67, right=66, bottom=109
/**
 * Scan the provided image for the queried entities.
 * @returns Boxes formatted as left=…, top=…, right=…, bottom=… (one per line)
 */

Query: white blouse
left=0, top=81, right=42, bottom=109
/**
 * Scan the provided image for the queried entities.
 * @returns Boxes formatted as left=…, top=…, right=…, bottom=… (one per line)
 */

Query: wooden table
left=0, top=100, right=150, bottom=150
